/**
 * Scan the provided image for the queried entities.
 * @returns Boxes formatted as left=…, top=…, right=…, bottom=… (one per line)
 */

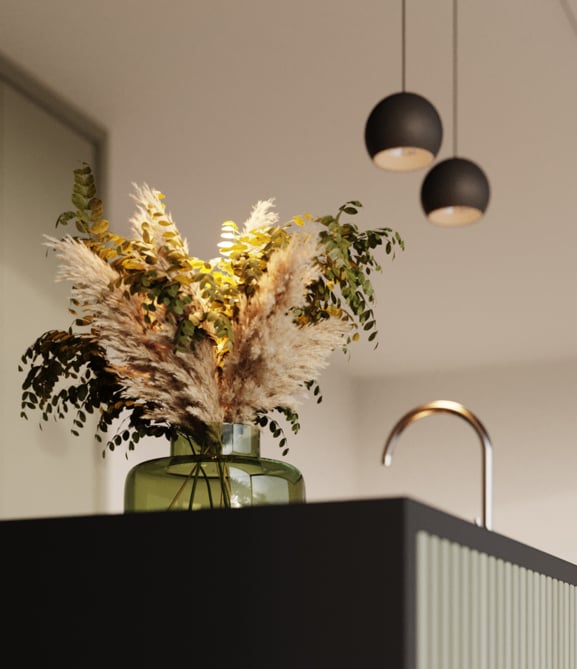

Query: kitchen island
left=2, top=497, right=575, bottom=666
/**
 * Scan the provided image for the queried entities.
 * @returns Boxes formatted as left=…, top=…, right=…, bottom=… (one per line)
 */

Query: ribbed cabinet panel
left=417, top=531, right=577, bottom=669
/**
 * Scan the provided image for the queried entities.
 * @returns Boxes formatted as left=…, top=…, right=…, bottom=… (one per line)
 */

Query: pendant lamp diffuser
left=365, top=92, right=443, bottom=172
left=421, top=157, right=490, bottom=226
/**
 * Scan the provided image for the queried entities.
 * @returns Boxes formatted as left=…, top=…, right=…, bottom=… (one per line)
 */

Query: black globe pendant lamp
left=421, top=157, right=490, bottom=226
left=421, top=0, right=490, bottom=226
left=364, top=0, right=443, bottom=172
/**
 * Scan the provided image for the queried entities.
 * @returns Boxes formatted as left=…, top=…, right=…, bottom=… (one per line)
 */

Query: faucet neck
left=381, top=400, right=493, bottom=530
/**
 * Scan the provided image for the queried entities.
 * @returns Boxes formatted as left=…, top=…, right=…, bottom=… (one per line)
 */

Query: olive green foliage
left=298, top=201, right=404, bottom=348
left=19, top=165, right=404, bottom=455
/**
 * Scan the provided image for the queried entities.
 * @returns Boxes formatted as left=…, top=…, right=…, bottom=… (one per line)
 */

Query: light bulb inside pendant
left=428, top=205, right=482, bottom=227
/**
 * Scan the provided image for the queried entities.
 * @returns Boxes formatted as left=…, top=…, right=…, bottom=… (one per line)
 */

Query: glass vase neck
left=171, top=422, right=261, bottom=457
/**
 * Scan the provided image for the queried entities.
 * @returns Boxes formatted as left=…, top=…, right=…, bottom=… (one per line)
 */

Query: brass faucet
left=381, top=400, right=494, bottom=530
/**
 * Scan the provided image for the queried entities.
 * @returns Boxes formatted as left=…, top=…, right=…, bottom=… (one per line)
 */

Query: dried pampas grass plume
left=20, top=164, right=404, bottom=453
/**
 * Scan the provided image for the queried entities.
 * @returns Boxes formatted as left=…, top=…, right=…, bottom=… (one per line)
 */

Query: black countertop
left=2, top=497, right=575, bottom=665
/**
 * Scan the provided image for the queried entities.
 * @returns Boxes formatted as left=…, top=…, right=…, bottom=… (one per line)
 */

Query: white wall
left=355, top=359, right=577, bottom=565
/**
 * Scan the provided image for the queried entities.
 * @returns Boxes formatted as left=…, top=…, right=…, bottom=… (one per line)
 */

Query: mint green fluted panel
left=416, top=531, right=577, bottom=669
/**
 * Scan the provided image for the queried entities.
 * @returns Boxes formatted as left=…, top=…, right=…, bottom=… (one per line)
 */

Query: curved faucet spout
left=381, top=400, right=493, bottom=530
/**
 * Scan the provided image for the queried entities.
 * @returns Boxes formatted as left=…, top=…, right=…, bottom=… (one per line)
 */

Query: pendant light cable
left=453, top=0, right=458, bottom=156
left=402, top=0, right=406, bottom=91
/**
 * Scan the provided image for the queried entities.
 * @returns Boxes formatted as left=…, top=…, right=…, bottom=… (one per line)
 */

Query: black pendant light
left=364, top=0, right=443, bottom=172
left=421, top=0, right=490, bottom=225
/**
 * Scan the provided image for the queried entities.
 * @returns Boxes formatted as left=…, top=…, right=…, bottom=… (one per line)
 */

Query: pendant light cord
left=402, top=0, right=406, bottom=91
left=453, top=0, right=458, bottom=156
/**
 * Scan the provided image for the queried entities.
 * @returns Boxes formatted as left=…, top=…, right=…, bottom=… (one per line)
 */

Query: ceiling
left=2, top=0, right=577, bottom=379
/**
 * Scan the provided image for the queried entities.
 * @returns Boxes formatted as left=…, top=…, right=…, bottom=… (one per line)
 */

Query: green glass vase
left=124, top=423, right=306, bottom=512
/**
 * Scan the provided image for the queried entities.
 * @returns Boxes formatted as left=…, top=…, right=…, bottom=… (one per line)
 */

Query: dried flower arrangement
left=19, top=164, right=404, bottom=456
